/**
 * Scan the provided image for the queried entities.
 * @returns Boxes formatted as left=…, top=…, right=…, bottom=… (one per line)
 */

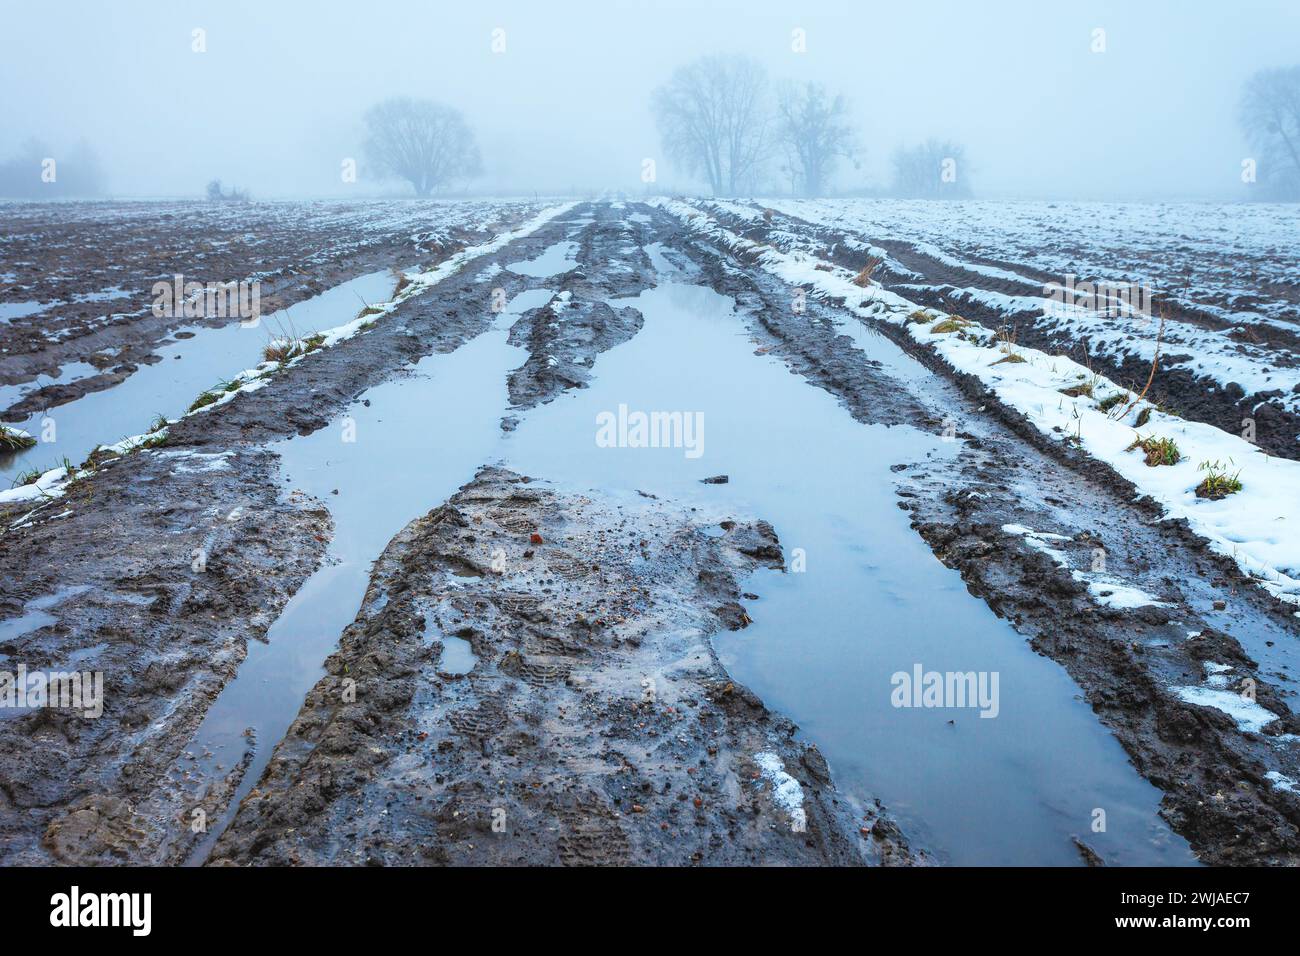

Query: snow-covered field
left=768, top=198, right=1300, bottom=329
left=735, top=199, right=1300, bottom=426
left=0, top=198, right=551, bottom=334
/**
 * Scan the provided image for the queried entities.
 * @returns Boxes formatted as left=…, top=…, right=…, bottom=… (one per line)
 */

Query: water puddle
left=0, top=301, right=46, bottom=323
left=2, top=270, right=397, bottom=483
left=0, top=585, right=99, bottom=718
left=507, top=240, right=578, bottom=278
left=0, top=585, right=92, bottom=643
left=181, top=288, right=543, bottom=864
left=437, top=636, right=477, bottom=675
left=501, top=271, right=1196, bottom=866
left=643, top=242, right=676, bottom=274
left=1198, top=608, right=1300, bottom=704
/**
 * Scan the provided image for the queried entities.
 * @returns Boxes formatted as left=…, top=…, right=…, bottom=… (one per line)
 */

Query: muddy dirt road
left=1, top=200, right=1297, bottom=866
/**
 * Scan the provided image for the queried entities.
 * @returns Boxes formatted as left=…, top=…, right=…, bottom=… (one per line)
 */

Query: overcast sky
left=2, top=0, right=1295, bottom=199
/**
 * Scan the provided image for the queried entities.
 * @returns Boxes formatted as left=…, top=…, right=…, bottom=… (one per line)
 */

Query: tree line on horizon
left=352, top=69, right=971, bottom=200
left=1, top=64, right=1297, bottom=200
left=650, top=55, right=968, bottom=198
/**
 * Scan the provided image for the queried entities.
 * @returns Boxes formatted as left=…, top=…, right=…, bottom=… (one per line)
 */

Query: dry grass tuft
left=852, top=255, right=883, bottom=288
left=0, top=425, right=36, bottom=453
left=930, top=316, right=970, bottom=334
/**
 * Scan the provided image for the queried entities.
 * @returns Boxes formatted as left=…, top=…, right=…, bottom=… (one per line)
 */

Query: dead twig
left=1112, top=307, right=1167, bottom=421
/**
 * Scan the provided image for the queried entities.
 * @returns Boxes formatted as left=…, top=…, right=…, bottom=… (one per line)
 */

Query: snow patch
left=163, top=450, right=234, bottom=474
left=1266, top=770, right=1299, bottom=793
left=753, top=751, right=807, bottom=831
left=0, top=465, right=69, bottom=504
left=1082, top=579, right=1171, bottom=610
left=1173, top=685, right=1278, bottom=734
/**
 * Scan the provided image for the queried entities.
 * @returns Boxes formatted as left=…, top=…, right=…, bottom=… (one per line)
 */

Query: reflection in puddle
left=507, top=240, right=578, bottom=278
left=0, top=362, right=101, bottom=418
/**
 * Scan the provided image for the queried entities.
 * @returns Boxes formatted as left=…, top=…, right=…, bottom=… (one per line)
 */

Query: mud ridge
left=209, top=466, right=917, bottom=866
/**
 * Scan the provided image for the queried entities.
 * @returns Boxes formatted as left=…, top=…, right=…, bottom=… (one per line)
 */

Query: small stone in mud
left=700, top=475, right=729, bottom=484
left=1212, top=599, right=1227, bottom=610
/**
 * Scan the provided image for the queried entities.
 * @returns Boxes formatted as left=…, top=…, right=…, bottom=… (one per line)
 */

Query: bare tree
left=205, top=179, right=248, bottom=202
left=363, top=97, right=482, bottom=197
left=1240, top=66, right=1300, bottom=200
left=890, top=139, right=971, bottom=198
left=775, top=81, right=856, bottom=196
left=651, top=56, right=770, bottom=196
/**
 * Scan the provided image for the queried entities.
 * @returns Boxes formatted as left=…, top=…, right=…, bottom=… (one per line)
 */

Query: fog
left=2, top=0, right=1296, bottom=200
